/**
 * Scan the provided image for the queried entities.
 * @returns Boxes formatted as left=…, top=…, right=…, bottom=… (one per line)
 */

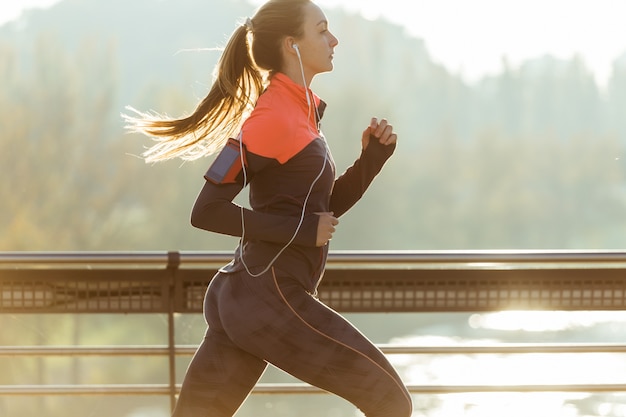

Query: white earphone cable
left=238, top=44, right=328, bottom=277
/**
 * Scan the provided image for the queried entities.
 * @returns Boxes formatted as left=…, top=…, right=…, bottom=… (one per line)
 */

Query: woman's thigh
left=218, top=268, right=413, bottom=417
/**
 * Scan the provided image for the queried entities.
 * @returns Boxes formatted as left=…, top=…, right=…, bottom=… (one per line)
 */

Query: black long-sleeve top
left=191, top=73, right=394, bottom=293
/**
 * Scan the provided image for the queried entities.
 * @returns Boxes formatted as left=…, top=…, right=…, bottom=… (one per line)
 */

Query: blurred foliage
left=1, top=0, right=626, bottom=251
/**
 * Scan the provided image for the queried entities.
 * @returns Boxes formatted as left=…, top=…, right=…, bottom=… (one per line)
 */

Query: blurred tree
left=0, top=33, right=233, bottom=251
left=1, top=34, right=131, bottom=249
left=607, top=53, right=626, bottom=141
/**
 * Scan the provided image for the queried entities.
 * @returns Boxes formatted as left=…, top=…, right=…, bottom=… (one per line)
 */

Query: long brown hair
left=123, top=0, right=310, bottom=162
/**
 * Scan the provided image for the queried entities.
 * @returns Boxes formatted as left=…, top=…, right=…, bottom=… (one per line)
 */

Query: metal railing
left=3, top=250, right=626, bottom=313
left=1, top=250, right=626, bottom=411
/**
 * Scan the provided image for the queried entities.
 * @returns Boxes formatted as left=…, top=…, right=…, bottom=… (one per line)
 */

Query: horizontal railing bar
left=0, top=251, right=229, bottom=268
left=2, top=250, right=626, bottom=269
left=379, top=343, right=626, bottom=354
left=326, top=250, right=626, bottom=266
left=2, top=343, right=625, bottom=356
left=0, top=346, right=185, bottom=356
left=0, top=384, right=170, bottom=396
left=1, top=383, right=626, bottom=396
left=407, top=384, right=626, bottom=394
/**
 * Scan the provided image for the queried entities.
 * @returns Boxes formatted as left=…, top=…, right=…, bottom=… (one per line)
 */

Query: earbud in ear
left=292, top=43, right=302, bottom=59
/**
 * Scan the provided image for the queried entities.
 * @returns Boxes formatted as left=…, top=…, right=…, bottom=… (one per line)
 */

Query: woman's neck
left=281, top=61, right=312, bottom=88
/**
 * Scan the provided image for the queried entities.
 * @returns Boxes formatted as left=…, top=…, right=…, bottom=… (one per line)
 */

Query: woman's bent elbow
left=190, top=214, right=199, bottom=229
left=190, top=204, right=205, bottom=229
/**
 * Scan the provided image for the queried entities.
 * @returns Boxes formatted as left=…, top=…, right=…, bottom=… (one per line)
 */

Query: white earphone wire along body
left=238, top=39, right=328, bottom=277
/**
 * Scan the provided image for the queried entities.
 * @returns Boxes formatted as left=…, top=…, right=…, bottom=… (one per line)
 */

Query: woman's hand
left=361, top=117, right=398, bottom=149
left=315, top=212, right=339, bottom=246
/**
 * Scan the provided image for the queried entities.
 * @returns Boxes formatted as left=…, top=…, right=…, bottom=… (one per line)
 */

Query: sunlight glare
left=469, top=310, right=626, bottom=332
left=390, top=332, right=626, bottom=417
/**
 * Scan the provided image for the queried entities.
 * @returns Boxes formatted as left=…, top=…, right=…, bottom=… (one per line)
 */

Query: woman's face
left=294, top=3, right=339, bottom=79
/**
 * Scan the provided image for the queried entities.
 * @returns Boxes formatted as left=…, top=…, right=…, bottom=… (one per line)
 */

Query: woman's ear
left=282, top=36, right=298, bottom=56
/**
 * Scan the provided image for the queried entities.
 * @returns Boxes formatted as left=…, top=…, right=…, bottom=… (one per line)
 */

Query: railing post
left=166, top=251, right=181, bottom=413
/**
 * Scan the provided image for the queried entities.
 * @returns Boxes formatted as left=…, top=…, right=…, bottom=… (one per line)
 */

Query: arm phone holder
left=204, top=138, right=246, bottom=184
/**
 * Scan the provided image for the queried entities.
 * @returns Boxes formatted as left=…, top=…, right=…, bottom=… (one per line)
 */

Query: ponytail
left=123, top=24, right=265, bottom=162
left=124, top=0, right=310, bottom=162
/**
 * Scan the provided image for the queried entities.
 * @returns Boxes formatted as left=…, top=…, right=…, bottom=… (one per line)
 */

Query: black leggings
left=172, top=268, right=413, bottom=417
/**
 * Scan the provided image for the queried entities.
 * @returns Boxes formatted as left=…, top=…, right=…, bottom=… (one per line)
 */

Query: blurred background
left=1, top=1, right=626, bottom=416
left=2, top=0, right=626, bottom=251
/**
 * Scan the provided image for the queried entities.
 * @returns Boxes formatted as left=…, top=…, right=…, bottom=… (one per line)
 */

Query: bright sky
left=0, top=0, right=58, bottom=24
left=3, top=0, right=626, bottom=85
left=263, top=0, right=626, bottom=86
